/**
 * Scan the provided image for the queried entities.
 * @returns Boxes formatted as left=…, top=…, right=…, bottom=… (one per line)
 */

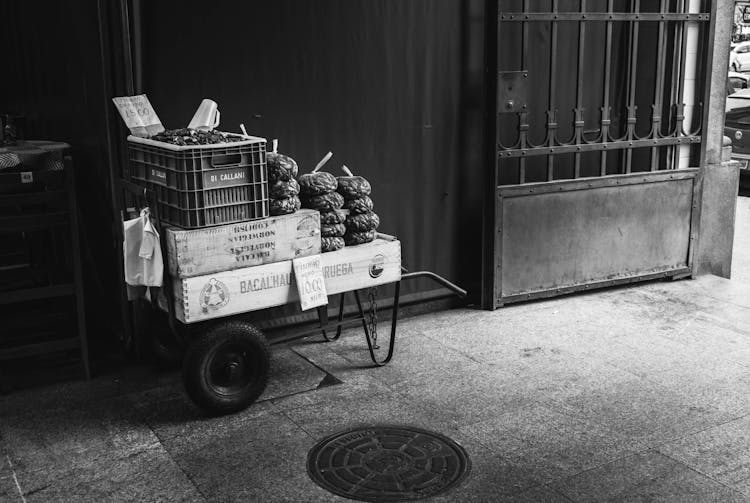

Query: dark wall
left=0, top=1, right=126, bottom=353
left=140, top=0, right=487, bottom=300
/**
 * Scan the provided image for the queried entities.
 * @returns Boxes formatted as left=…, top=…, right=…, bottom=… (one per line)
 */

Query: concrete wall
left=695, top=1, right=742, bottom=278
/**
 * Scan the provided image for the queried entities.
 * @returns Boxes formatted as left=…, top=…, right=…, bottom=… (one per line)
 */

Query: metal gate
left=483, top=0, right=714, bottom=308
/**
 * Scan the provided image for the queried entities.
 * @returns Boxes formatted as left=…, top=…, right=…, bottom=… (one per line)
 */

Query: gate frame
left=481, top=0, right=724, bottom=310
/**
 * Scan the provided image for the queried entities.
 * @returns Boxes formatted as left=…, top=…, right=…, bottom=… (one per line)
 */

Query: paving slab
left=552, top=450, right=749, bottom=503
left=658, top=415, right=750, bottom=496
left=460, top=403, right=646, bottom=483
left=12, top=445, right=204, bottom=503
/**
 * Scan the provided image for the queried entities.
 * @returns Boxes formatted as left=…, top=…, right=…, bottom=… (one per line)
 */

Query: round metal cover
left=307, top=425, right=471, bottom=501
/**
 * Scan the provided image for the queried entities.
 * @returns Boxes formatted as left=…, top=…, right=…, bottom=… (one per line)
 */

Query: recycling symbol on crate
left=200, top=278, right=230, bottom=313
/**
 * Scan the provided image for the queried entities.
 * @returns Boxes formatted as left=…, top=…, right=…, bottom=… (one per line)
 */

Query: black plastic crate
left=127, top=134, right=269, bottom=229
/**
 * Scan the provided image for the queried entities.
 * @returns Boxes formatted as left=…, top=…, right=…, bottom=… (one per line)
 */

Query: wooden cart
left=120, top=180, right=466, bottom=415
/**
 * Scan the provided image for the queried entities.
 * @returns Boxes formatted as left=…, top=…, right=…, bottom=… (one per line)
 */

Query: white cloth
left=123, top=209, right=164, bottom=293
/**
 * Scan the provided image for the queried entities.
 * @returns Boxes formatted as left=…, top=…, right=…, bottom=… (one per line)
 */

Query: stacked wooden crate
left=165, top=210, right=402, bottom=323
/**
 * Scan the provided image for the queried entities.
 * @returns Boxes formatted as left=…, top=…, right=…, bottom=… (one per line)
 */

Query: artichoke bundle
left=267, top=139, right=301, bottom=216
left=337, top=166, right=378, bottom=246
left=300, top=152, right=347, bottom=252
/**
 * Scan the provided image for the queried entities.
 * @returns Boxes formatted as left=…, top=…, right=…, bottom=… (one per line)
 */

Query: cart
left=120, top=180, right=467, bottom=415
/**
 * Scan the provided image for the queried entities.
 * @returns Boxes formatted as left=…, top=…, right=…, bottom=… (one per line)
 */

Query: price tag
left=111, top=94, right=165, bottom=137
left=292, top=254, right=328, bottom=311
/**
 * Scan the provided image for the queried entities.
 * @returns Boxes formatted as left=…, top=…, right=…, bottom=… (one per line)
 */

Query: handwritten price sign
left=112, top=94, right=164, bottom=137
left=293, top=255, right=328, bottom=311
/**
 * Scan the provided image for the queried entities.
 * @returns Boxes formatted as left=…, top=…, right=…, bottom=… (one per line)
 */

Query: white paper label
left=292, top=254, right=328, bottom=311
left=112, top=94, right=165, bottom=137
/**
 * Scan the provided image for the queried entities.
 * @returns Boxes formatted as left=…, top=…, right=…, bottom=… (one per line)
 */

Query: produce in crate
left=344, top=230, right=377, bottom=246
left=266, top=139, right=299, bottom=179
left=345, top=211, right=380, bottom=232
left=321, top=223, right=346, bottom=238
left=301, top=191, right=344, bottom=212
left=343, top=196, right=374, bottom=214
left=150, top=128, right=246, bottom=146
left=319, top=210, right=345, bottom=225
left=270, top=196, right=301, bottom=216
left=269, top=178, right=300, bottom=199
left=321, top=236, right=345, bottom=253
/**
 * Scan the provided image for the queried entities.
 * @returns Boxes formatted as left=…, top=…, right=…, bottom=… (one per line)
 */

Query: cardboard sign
left=112, top=94, right=165, bottom=138
left=293, top=254, right=328, bottom=311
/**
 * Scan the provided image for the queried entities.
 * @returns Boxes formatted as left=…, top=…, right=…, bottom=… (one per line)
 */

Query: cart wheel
left=182, top=321, right=270, bottom=415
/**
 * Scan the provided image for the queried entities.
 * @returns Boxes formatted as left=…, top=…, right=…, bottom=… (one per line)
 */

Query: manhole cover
left=307, top=425, right=471, bottom=501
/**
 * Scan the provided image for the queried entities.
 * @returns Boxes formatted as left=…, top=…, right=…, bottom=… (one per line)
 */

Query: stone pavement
left=4, top=274, right=750, bottom=502
left=5, top=198, right=750, bottom=502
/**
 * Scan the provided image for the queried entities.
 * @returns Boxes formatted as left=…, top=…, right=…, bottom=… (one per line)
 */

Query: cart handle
left=401, top=271, right=467, bottom=298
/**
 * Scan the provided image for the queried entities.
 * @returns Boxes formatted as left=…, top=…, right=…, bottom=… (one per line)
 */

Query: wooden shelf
left=0, top=337, right=80, bottom=360
left=0, top=211, right=70, bottom=233
left=0, top=283, right=75, bottom=305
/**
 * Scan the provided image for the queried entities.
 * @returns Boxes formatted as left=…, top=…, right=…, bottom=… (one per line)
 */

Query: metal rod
left=601, top=0, right=614, bottom=175
left=497, top=135, right=701, bottom=158
left=650, top=0, right=668, bottom=171
left=401, top=271, right=468, bottom=298
left=547, top=0, right=559, bottom=181
left=573, top=0, right=586, bottom=178
left=519, top=0, right=530, bottom=183
left=498, top=12, right=709, bottom=21
left=624, top=0, right=640, bottom=173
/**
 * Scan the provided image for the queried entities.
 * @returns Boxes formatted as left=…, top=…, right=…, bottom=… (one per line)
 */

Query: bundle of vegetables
left=300, top=152, right=345, bottom=252
left=267, top=139, right=301, bottom=216
left=337, top=166, right=379, bottom=246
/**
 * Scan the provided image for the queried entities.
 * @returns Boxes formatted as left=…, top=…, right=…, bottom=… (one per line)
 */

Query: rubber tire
left=182, top=321, right=270, bottom=415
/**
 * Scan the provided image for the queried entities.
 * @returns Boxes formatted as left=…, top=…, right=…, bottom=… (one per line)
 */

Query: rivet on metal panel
left=609, top=14, right=614, bottom=19
left=577, top=146, right=582, bottom=151
left=521, top=150, right=527, bottom=155
left=554, top=14, right=558, bottom=19
left=528, top=188, right=534, bottom=193
left=582, top=14, right=586, bottom=19
left=525, top=15, right=529, bottom=19
left=629, top=142, right=633, bottom=146
left=550, top=148, right=554, bottom=153
left=588, top=183, right=592, bottom=188
left=603, top=144, right=607, bottom=149
left=509, top=14, right=514, bottom=19
left=523, top=73, right=528, bottom=78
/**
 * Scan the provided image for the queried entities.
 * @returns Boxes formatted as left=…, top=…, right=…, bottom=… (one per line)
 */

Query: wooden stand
left=0, top=157, right=90, bottom=379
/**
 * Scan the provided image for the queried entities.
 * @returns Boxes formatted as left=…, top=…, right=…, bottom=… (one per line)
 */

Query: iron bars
left=495, top=1, right=710, bottom=184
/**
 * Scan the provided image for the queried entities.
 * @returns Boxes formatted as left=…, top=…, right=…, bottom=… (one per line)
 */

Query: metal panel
left=496, top=170, right=696, bottom=306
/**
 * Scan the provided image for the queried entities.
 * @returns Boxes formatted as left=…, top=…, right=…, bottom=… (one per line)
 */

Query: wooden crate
left=171, top=238, right=401, bottom=323
left=165, top=209, right=321, bottom=278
